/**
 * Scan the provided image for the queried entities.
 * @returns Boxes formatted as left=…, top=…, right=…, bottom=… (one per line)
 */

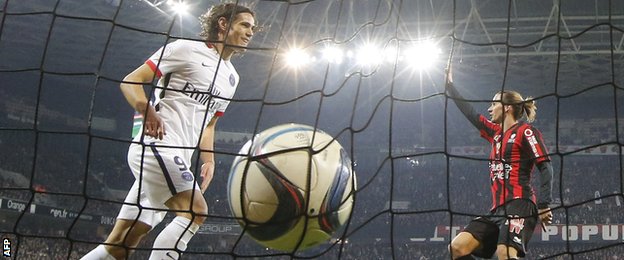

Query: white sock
left=149, top=216, right=199, bottom=260
left=81, top=245, right=116, bottom=260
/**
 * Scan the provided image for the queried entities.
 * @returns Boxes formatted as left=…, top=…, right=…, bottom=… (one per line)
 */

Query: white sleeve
left=145, top=40, right=187, bottom=78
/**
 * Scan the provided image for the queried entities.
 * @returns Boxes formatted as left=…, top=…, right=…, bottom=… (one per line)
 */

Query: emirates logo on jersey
left=182, top=81, right=221, bottom=107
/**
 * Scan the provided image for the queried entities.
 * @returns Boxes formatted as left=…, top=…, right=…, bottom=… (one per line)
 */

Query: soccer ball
left=228, top=123, right=356, bottom=251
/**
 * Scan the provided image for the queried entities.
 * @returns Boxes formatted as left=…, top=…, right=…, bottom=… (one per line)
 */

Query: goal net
left=0, top=0, right=623, bottom=259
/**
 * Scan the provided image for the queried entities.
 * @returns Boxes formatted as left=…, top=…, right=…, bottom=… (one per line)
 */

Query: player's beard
left=233, top=46, right=247, bottom=53
left=225, top=43, right=247, bottom=55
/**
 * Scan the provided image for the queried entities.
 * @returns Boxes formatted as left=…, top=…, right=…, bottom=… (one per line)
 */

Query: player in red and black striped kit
left=446, top=69, right=554, bottom=260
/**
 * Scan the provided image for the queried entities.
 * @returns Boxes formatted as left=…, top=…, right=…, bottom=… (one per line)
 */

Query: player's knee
left=182, top=195, right=208, bottom=225
left=103, top=244, right=130, bottom=260
left=450, top=232, right=481, bottom=258
left=193, top=198, right=208, bottom=223
left=106, top=221, right=150, bottom=246
left=449, top=239, right=472, bottom=257
left=104, top=236, right=136, bottom=259
left=167, top=190, right=208, bottom=224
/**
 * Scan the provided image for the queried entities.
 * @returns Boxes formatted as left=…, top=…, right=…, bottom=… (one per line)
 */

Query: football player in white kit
left=81, top=3, right=256, bottom=260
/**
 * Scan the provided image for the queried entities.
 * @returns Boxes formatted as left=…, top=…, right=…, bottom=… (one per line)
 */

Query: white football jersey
left=137, top=39, right=239, bottom=159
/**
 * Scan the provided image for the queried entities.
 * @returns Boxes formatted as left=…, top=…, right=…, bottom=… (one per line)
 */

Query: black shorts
left=463, top=199, right=538, bottom=258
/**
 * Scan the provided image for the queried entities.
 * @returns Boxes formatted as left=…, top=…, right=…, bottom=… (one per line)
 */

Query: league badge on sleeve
left=229, top=74, right=236, bottom=86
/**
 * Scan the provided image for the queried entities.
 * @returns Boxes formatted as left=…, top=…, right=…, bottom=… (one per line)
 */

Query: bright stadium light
left=345, top=49, right=354, bottom=58
left=322, top=46, right=344, bottom=64
left=356, top=44, right=383, bottom=66
left=167, top=0, right=188, bottom=15
left=284, top=48, right=314, bottom=68
left=383, top=45, right=399, bottom=63
left=404, top=41, right=441, bottom=70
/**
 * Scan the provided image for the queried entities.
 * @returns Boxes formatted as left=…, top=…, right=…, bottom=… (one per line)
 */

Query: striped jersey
left=474, top=115, right=550, bottom=210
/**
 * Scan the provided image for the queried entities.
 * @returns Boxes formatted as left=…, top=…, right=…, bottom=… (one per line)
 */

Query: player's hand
left=143, top=105, right=165, bottom=140
left=200, top=161, right=215, bottom=193
left=538, top=207, right=553, bottom=225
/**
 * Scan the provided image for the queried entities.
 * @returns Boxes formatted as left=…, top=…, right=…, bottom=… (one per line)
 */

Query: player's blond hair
left=497, top=90, right=537, bottom=123
left=199, top=3, right=255, bottom=41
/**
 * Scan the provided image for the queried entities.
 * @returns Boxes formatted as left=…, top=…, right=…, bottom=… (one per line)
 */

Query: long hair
left=497, top=90, right=537, bottom=123
left=199, top=3, right=255, bottom=41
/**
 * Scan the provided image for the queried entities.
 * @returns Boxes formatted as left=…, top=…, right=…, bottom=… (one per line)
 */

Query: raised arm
left=446, top=70, right=482, bottom=130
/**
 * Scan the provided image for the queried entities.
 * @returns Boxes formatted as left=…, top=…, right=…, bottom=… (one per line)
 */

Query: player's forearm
left=120, top=64, right=155, bottom=115
left=199, top=118, right=218, bottom=165
left=199, top=141, right=215, bottom=165
left=537, top=161, right=554, bottom=208
left=446, top=82, right=481, bottom=128
left=120, top=79, right=149, bottom=115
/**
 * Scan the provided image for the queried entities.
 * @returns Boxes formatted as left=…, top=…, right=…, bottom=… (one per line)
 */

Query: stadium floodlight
left=322, top=46, right=344, bottom=64
left=167, top=0, right=189, bottom=15
left=345, top=50, right=354, bottom=58
left=383, top=45, right=399, bottom=63
left=404, top=40, right=441, bottom=70
left=356, top=44, right=383, bottom=66
left=284, top=48, right=314, bottom=68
